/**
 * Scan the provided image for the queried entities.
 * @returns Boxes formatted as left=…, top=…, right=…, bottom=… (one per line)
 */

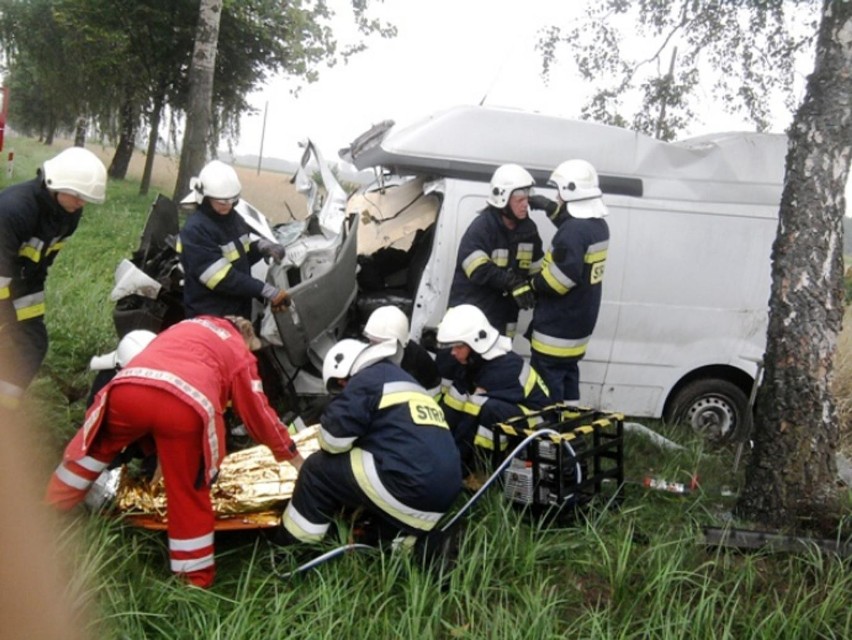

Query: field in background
left=4, top=136, right=308, bottom=224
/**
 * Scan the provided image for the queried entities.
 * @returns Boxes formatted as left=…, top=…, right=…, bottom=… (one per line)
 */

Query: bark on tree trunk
left=140, top=90, right=165, bottom=196
left=109, top=99, right=140, bottom=180
left=737, top=0, right=852, bottom=528
left=173, top=0, right=222, bottom=200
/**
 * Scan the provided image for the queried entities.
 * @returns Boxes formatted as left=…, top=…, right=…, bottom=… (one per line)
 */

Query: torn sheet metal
left=114, top=426, right=320, bottom=529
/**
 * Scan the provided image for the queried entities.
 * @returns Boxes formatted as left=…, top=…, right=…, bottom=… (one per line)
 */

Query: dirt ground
left=86, top=142, right=308, bottom=225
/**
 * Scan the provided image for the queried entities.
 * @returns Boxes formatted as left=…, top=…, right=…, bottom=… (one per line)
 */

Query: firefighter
left=0, top=147, right=107, bottom=408
left=447, top=163, right=542, bottom=337
left=46, top=315, right=304, bottom=588
left=527, top=159, right=610, bottom=403
left=436, top=304, right=550, bottom=473
left=279, top=338, right=461, bottom=545
left=362, top=305, right=440, bottom=393
left=177, top=160, right=290, bottom=320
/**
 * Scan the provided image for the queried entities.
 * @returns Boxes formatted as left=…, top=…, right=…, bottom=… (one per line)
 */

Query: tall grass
left=7, top=136, right=851, bottom=639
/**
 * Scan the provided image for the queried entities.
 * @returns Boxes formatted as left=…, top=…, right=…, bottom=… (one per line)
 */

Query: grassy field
left=3, top=136, right=851, bottom=639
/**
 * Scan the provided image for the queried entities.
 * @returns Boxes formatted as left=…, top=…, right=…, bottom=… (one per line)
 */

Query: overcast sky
left=236, top=0, right=778, bottom=161
left=235, top=0, right=850, bottom=209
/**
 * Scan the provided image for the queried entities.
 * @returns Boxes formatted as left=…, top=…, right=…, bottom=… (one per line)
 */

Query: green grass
left=8, top=135, right=852, bottom=639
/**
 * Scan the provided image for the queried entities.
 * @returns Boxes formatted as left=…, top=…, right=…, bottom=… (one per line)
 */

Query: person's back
left=324, top=359, right=461, bottom=507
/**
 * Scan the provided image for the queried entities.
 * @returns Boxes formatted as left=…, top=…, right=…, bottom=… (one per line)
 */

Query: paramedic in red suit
left=45, top=315, right=304, bottom=588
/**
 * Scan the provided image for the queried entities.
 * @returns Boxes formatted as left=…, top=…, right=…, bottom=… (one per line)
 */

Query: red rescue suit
left=46, top=316, right=299, bottom=587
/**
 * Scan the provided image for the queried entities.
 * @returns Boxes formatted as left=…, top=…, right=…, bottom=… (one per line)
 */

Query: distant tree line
left=0, top=0, right=395, bottom=194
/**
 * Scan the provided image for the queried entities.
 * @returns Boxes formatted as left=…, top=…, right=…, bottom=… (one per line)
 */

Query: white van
left=324, top=105, right=786, bottom=442
left=118, top=105, right=787, bottom=443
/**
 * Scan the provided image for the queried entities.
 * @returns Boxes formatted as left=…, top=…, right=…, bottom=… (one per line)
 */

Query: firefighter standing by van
left=177, top=160, right=290, bottom=320
left=46, top=315, right=304, bottom=588
left=527, top=159, right=610, bottom=403
left=0, top=147, right=107, bottom=408
left=436, top=304, right=550, bottom=472
left=447, top=164, right=542, bottom=338
left=279, top=338, right=461, bottom=545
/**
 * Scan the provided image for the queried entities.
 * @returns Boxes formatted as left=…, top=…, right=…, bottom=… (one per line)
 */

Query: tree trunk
left=74, top=117, right=86, bottom=147
left=173, top=0, right=222, bottom=201
left=140, top=90, right=166, bottom=196
left=109, top=99, right=139, bottom=180
left=737, top=0, right=852, bottom=528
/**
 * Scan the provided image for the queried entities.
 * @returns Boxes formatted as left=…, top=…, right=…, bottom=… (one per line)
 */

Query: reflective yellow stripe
left=13, top=292, right=46, bottom=321
left=221, top=241, right=240, bottom=262
left=491, top=248, right=509, bottom=267
left=200, top=258, right=232, bottom=289
left=0, top=286, right=9, bottom=300
left=530, top=331, right=589, bottom=358
left=351, top=449, right=442, bottom=531
left=46, top=240, right=64, bottom=255
left=462, top=250, right=490, bottom=277
left=176, top=237, right=183, bottom=253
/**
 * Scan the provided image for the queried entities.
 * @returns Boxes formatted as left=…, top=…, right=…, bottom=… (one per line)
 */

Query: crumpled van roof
left=342, top=104, right=787, bottom=206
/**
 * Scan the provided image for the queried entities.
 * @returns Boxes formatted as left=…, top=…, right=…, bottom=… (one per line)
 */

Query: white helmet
left=181, top=160, right=241, bottom=205
left=363, top=306, right=409, bottom=347
left=42, top=147, right=107, bottom=204
left=486, top=163, right=535, bottom=208
left=548, top=159, right=608, bottom=219
left=322, top=338, right=369, bottom=390
left=437, top=304, right=500, bottom=356
left=90, top=330, right=157, bottom=371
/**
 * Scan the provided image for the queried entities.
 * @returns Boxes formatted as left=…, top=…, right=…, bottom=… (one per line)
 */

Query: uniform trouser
left=45, top=385, right=216, bottom=588
left=0, top=317, right=48, bottom=408
left=530, top=351, right=580, bottom=403
left=282, top=451, right=437, bottom=544
left=449, top=399, right=524, bottom=473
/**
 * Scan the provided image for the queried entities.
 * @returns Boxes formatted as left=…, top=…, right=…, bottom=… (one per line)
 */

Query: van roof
left=342, top=105, right=788, bottom=205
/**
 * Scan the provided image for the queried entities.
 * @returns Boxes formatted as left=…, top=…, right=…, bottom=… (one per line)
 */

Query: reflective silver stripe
left=319, top=425, right=356, bottom=453
left=55, top=464, right=92, bottom=490
left=170, top=554, right=215, bottom=573
left=117, top=367, right=220, bottom=480
left=250, top=380, right=263, bottom=392
left=542, top=256, right=575, bottom=293
left=169, top=532, right=215, bottom=551
left=282, top=503, right=329, bottom=542
left=0, top=275, right=11, bottom=287
left=12, top=290, right=45, bottom=310
left=351, top=449, right=443, bottom=530
left=491, top=248, right=509, bottom=267
left=383, top=380, right=423, bottom=395
left=199, top=257, right=232, bottom=288
left=220, top=240, right=239, bottom=262
left=530, top=331, right=590, bottom=358
left=18, top=237, right=44, bottom=262
left=239, top=233, right=252, bottom=252
left=77, top=456, right=109, bottom=473
left=529, top=257, right=543, bottom=274
left=588, top=239, right=609, bottom=254
left=462, top=249, right=490, bottom=276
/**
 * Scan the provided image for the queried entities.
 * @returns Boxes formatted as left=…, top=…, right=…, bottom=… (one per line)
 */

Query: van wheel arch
left=663, top=373, right=753, bottom=444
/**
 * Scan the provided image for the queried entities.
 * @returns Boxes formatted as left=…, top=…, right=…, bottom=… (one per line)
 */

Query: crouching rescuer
left=45, top=315, right=304, bottom=588
left=279, top=338, right=462, bottom=545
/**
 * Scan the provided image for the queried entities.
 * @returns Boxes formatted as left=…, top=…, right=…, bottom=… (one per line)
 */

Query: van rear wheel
left=664, top=379, right=751, bottom=444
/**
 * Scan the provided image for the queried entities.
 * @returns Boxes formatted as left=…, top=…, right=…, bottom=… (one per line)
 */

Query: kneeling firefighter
left=436, top=304, right=550, bottom=473
left=279, top=338, right=462, bottom=545
left=46, top=315, right=304, bottom=588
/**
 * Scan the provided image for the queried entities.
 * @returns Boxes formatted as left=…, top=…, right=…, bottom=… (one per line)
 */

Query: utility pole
left=257, top=101, right=268, bottom=176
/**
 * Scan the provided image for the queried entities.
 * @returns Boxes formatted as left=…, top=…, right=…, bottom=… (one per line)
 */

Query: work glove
left=505, top=270, right=535, bottom=310
left=257, top=238, right=287, bottom=262
left=269, top=288, right=291, bottom=311
left=528, top=194, right=558, bottom=218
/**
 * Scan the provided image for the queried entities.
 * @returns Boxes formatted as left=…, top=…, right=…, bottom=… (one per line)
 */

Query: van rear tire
left=664, top=379, right=751, bottom=444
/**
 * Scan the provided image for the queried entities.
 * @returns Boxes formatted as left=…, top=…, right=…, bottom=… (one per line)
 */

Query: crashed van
left=115, top=105, right=785, bottom=442
left=333, top=105, right=786, bottom=442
